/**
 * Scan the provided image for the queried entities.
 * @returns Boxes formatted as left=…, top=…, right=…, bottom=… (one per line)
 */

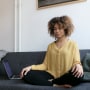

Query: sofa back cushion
left=0, top=52, right=46, bottom=76
left=0, top=50, right=90, bottom=77
left=80, top=49, right=90, bottom=60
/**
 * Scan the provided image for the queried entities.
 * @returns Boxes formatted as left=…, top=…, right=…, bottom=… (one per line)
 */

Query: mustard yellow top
left=31, top=40, right=81, bottom=78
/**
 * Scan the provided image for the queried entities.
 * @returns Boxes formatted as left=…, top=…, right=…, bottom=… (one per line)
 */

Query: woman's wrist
left=30, top=66, right=32, bottom=70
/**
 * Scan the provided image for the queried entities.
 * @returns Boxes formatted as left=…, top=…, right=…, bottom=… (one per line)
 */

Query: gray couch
left=0, top=50, right=90, bottom=90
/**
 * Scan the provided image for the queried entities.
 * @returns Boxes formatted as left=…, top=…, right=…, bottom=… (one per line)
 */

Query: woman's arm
left=71, top=43, right=84, bottom=78
left=20, top=65, right=32, bottom=78
left=20, top=46, right=50, bottom=78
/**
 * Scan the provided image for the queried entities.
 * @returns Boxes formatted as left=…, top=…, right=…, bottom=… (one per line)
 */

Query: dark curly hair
left=48, top=16, right=74, bottom=37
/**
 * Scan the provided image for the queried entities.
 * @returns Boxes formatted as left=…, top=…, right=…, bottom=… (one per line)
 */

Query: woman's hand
left=20, top=66, right=32, bottom=78
left=71, top=64, right=83, bottom=78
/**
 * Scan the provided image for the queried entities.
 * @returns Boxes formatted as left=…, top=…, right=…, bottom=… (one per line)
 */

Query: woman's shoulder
left=68, top=39, right=78, bottom=47
left=47, top=41, right=55, bottom=49
left=48, top=41, right=55, bottom=46
left=48, top=40, right=78, bottom=46
left=69, top=39, right=77, bottom=44
left=46, top=41, right=55, bottom=51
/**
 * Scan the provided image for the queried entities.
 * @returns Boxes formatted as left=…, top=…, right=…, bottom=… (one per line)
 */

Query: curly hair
left=48, top=16, right=74, bottom=37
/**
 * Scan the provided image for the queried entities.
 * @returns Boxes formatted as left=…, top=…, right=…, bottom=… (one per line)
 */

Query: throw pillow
left=81, top=53, right=90, bottom=72
left=0, top=50, right=7, bottom=62
left=81, top=53, right=90, bottom=81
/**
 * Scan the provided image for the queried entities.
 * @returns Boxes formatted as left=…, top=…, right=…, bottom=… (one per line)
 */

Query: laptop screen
left=3, top=61, right=13, bottom=78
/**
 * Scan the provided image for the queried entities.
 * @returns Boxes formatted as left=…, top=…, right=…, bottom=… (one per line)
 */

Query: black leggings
left=23, top=70, right=84, bottom=86
left=52, top=70, right=84, bottom=86
left=23, top=70, right=54, bottom=86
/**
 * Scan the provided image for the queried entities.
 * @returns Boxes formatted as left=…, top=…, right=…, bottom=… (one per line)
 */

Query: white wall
left=18, top=0, right=90, bottom=52
left=0, top=0, right=89, bottom=52
left=0, top=0, right=15, bottom=51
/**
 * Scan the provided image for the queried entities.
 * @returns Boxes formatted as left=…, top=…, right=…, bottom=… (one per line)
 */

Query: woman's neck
left=55, top=37, right=68, bottom=48
left=56, top=36, right=68, bottom=43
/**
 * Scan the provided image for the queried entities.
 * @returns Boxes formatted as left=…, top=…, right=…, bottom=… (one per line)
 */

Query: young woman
left=20, top=16, right=83, bottom=88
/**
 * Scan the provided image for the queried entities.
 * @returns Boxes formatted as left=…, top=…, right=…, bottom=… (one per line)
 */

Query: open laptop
left=2, top=60, right=21, bottom=79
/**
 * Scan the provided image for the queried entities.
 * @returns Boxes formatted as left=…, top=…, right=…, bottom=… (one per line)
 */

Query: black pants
left=23, top=70, right=54, bottom=86
left=23, top=70, right=84, bottom=86
left=52, top=70, right=84, bottom=86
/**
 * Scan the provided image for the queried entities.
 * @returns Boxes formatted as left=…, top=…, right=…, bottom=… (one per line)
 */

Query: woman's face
left=54, top=24, right=65, bottom=39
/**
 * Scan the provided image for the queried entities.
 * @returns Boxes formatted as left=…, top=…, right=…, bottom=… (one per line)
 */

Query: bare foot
left=53, top=84, right=72, bottom=88
left=63, top=84, right=72, bottom=88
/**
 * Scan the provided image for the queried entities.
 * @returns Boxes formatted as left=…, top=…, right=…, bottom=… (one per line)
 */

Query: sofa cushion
left=81, top=53, right=90, bottom=72
left=80, top=50, right=90, bottom=60
left=0, top=52, right=46, bottom=76
left=0, top=50, right=7, bottom=61
left=81, top=53, right=90, bottom=81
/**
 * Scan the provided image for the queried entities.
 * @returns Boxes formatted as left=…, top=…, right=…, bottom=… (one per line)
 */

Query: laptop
left=2, top=60, right=21, bottom=79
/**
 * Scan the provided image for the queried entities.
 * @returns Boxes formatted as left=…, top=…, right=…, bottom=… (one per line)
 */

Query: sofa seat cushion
left=0, top=79, right=90, bottom=90
left=0, top=79, right=60, bottom=90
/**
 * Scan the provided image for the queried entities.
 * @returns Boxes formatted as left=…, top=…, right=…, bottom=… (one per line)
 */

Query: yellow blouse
left=31, top=40, right=81, bottom=78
